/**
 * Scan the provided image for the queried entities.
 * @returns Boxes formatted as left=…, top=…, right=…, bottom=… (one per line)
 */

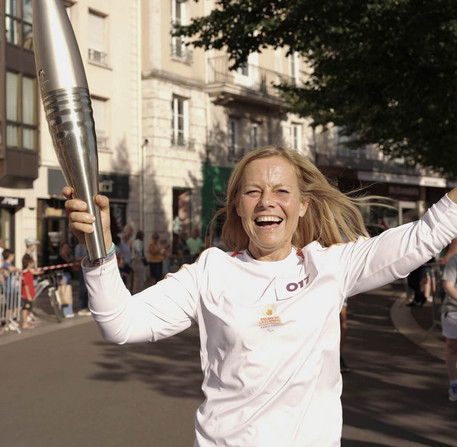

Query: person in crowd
left=440, top=252, right=457, bottom=402
left=177, top=231, right=190, bottom=258
left=2, top=249, right=20, bottom=331
left=64, top=146, right=457, bottom=447
left=406, top=263, right=429, bottom=307
left=186, top=228, right=203, bottom=262
left=147, top=232, right=162, bottom=285
left=24, top=237, right=39, bottom=258
left=56, top=241, right=74, bottom=318
left=131, top=231, right=146, bottom=294
left=74, top=241, right=91, bottom=316
left=440, top=239, right=457, bottom=266
left=204, top=226, right=226, bottom=251
left=0, top=237, right=5, bottom=269
left=21, top=254, right=38, bottom=329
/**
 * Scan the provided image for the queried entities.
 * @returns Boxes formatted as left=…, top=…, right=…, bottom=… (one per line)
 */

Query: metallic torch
left=33, top=0, right=106, bottom=260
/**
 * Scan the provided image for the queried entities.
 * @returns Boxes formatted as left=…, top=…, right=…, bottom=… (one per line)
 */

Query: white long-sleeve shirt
left=84, top=195, right=457, bottom=447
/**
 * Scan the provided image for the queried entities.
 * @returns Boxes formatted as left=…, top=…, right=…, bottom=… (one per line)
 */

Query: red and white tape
left=35, top=262, right=77, bottom=272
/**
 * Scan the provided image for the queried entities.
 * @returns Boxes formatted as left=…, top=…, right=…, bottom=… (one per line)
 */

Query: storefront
left=40, top=169, right=130, bottom=265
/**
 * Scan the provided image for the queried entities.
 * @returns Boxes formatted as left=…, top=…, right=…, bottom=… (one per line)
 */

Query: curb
left=390, top=288, right=444, bottom=361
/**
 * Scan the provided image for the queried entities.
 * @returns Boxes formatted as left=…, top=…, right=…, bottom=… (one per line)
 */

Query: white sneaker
left=449, top=383, right=457, bottom=402
left=78, top=309, right=91, bottom=316
left=65, top=313, right=75, bottom=319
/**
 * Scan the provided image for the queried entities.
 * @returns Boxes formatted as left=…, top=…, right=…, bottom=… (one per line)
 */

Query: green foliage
left=175, top=0, right=457, bottom=177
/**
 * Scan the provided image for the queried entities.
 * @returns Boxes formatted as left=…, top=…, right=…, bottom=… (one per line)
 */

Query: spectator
left=56, top=242, right=74, bottom=318
left=2, top=249, right=20, bottom=331
left=177, top=231, right=190, bottom=257
left=147, top=232, right=162, bottom=285
left=186, top=228, right=203, bottom=262
left=0, top=237, right=5, bottom=268
left=21, top=255, right=38, bottom=329
left=441, top=253, right=457, bottom=402
left=440, top=239, right=457, bottom=266
left=24, top=237, right=39, bottom=257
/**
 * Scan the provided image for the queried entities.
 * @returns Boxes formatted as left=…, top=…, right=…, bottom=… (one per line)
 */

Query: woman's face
left=236, top=156, right=308, bottom=261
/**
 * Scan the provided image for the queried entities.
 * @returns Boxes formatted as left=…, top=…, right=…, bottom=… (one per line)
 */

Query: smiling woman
left=217, top=146, right=369, bottom=256
left=64, top=145, right=457, bottom=447
left=234, top=156, right=308, bottom=261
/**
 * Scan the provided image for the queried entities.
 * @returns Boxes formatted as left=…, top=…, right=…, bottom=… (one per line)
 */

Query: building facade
left=0, top=0, right=454, bottom=267
left=140, top=0, right=313, bottom=251
left=0, top=0, right=140, bottom=265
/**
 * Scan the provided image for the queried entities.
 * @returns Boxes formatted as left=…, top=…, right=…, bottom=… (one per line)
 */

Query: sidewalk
left=390, top=281, right=445, bottom=361
left=0, top=277, right=92, bottom=345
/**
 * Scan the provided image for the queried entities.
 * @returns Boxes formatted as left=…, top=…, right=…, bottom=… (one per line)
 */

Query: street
left=1, top=282, right=455, bottom=447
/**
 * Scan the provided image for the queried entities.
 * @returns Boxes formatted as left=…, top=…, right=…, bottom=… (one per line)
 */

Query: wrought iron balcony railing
left=207, top=56, right=295, bottom=98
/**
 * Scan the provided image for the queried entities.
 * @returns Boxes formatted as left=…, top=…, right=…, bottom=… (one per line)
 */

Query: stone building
left=0, top=0, right=454, bottom=267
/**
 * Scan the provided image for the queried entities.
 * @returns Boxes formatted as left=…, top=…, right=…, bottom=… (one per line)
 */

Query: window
left=88, top=10, right=108, bottom=66
left=289, top=52, right=300, bottom=86
left=6, top=0, right=33, bottom=49
left=171, top=0, right=192, bottom=63
left=6, top=71, right=37, bottom=151
left=172, top=95, right=189, bottom=147
left=91, top=97, right=108, bottom=149
left=291, top=123, right=302, bottom=151
left=250, top=123, right=260, bottom=149
left=228, top=118, right=238, bottom=157
left=234, top=53, right=259, bottom=89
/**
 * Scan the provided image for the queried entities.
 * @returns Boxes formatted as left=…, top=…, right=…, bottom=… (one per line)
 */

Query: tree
left=175, top=0, right=457, bottom=177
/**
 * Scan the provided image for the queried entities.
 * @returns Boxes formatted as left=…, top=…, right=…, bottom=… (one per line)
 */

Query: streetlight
left=140, top=138, right=149, bottom=231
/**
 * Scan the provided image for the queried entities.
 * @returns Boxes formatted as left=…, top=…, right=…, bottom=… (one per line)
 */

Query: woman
left=147, top=232, right=162, bottom=285
left=65, top=146, right=457, bottom=446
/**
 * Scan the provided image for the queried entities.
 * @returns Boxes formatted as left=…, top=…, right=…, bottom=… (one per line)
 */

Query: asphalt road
left=1, top=282, right=455, bottom=447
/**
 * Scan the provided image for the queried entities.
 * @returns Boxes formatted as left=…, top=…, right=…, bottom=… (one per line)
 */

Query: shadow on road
left=89, top=324, right=204, bottom=399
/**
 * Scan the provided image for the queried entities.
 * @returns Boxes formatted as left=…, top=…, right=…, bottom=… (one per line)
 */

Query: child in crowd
left=21, top=254, right=37, bottom=329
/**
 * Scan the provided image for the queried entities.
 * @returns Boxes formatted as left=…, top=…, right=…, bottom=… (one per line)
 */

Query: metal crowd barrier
left=0, top=271, right=23, bottom=332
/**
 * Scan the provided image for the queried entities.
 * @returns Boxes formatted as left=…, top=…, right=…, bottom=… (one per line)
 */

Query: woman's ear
left=299, top=200, right=309, bottom=218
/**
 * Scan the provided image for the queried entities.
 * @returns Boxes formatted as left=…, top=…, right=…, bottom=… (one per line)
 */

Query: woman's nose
left=258, top=191, right=274, bottom=208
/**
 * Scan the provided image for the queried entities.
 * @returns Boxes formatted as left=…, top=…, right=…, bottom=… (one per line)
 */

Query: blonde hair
left=214, top=146, right=369, bottom=251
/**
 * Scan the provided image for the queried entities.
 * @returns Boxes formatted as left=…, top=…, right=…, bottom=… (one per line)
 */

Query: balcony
left=170, top=39, right=193, bottom=65
left=206, top=56, right=292, bottom=109
left=88, top=48, right=109, bottom=67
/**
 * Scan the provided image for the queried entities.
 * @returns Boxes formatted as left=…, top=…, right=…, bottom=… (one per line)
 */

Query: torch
left=33, top=0, right=106, bottom=260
